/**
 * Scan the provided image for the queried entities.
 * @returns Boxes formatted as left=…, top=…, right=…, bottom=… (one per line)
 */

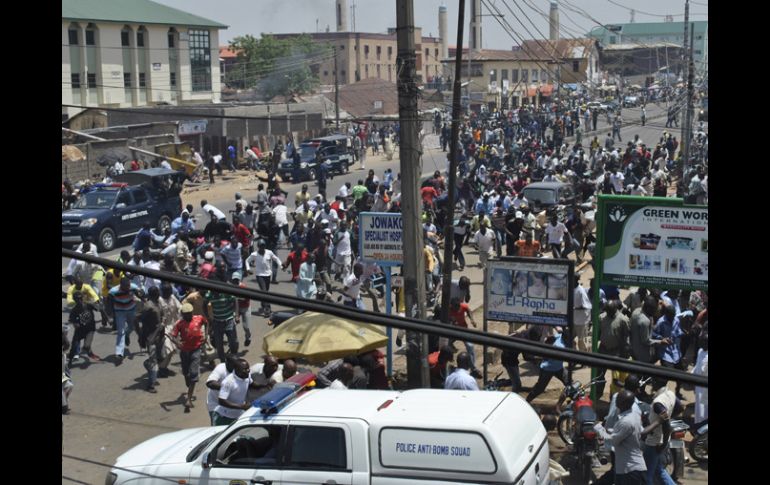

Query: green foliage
left=226, top=34, right=331, bottom=99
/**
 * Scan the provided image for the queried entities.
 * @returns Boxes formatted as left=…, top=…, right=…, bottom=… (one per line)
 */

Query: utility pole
left=680, top=0, right=690, bottom=164
left=683, top=25, right=695, bottom=172
left=334, top=46, right=340, bottom=130
left=396, top=0, right=429, bottom=388
left=441, top=0, right=465, bottom=323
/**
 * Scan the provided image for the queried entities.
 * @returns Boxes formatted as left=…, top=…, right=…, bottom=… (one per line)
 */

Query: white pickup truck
left=106, top=373, right=557, bottom=485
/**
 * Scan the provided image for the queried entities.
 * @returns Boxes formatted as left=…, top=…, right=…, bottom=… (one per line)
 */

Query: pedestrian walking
left=169, top=303, right=208, bottom=412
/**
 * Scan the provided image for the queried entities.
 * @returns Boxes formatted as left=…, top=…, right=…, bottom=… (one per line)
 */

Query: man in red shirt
left=282, top=242, right=309, bottom=283
left=428, top=345, right=455, bottom=388
left=448, top=297, right=481, bottom=378
left=170, top=303, right=208, bottom=411
left=421, top=185, right=439, bottom=208
left=232, top=216, right=252, bottom=249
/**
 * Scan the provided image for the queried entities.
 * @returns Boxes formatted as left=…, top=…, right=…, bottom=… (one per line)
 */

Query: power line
left=61, top=248, right=708, bottom=387
left=606, top=0, right=708, bottom=18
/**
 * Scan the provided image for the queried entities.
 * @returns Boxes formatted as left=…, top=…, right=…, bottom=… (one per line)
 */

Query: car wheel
left=309, top=169, right=317, bottom=181
left=98, top=227, right=116, bottom=252
left=157, top=215, right=171, bottom=233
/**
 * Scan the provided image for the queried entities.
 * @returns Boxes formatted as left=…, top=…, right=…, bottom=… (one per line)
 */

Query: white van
left=106, top=373, right=552, bottom=485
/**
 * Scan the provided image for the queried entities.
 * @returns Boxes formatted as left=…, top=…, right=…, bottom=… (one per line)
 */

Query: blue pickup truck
left=61, top=168, right=184, bottom=252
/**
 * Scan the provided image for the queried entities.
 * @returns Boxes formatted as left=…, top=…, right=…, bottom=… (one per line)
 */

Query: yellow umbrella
left=262, top=312, right=388, bottom=363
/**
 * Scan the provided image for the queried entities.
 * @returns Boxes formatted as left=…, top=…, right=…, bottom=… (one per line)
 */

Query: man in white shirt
left=205, top=356, right=237, bottom=425
left=315, top=204, right=340, bottom=232
left=626, top=182, right=649, bottom=196
left=334, top=221, right=353, bottom=280
left=545, top=214, right=569, bottom=258
left=246, top=241, right=283, bottom=316
left=338, top=182, right=351, bottom=199
left=472, top=225, right=496, bottom=269
left=573, top=276, right=592, bottom=352
left=271, top=200, right=289, bottom=244
left=342, top=263, right=365, bottom=310
left=610, top=168, right=625, bottom=193
left=444, top=352, right=479, bottom=390
left=212, top=358, right=255, bottom=426
left=200, top=199, right=226, bottom=221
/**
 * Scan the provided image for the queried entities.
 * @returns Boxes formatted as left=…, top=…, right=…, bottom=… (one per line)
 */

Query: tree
left=227, top=34, right=330, bottom=99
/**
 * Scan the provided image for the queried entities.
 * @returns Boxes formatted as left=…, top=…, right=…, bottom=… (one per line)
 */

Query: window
left=71, top=73, right=81, bottom=89
left=377, top=64, right=381, bottom=78
left=501, top=69, right=508, bottom=81
left=532, top=69, right=538, bottom=82
left=511, top=69, right=519, bottom=83
left=121, top=31, right=130, bottom=46
left=116, top=191, right=132, bottom=206
left=168, top=33, right=175, bottom=48
left=696, top=35, right=703, bottom=40
left=68, top=29, right=78, bottom=45
left=86, top=30, right=95, bottom=46
left=435, top=48, right=439, bottom=59
left=341, top=69, right=346, bottom=76
left=123, top=73, right=131, bottom=88
left=365, top=64, right=369, bottom=77
left=288, top=427, right=347, bottom=470
left=170, top=72, right=177, bottom=87
left=694, top=50, right=702, bottom=55
left=139, top=72, right=146, bottom=87
left=87, top=73, right=96, bottom=88
left=137, top=31, right=145, bottom=47
left=522, top=69, right=528, bottom=82
left=490, top=70, right=497, bottom=83
left=323, top=70, right=328, bottom=77
left=609, top=36, right=616, bottom=44
left=132, top=190, right=148, bottom=204
left=572, top=61, right=579, bottom=72
left=425, top=48, right=429, bottom=59
left=340, top=44, right=345, bottom=50
left=376, top=45, right=381, bottom=60
left=388, top=46, right=393, bottom=59
left=189, top=29, right=212, bottom=92
left=215, top=425, right=285, bottom=467
left=541, top=70, right=547, bottom=81
left=364, top=45, right=369, bottom=58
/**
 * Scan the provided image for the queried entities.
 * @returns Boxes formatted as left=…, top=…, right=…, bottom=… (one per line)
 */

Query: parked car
left=61, top=168, right=184, bottom=252
left=278, top=134, right=353, bottom=182
left=623, top=95, right=640, bottom=107
left=586, top=101, right=608, bottom=113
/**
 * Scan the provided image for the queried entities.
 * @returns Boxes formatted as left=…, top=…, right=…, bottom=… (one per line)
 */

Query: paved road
left=62, top=102, right=709, bottom=484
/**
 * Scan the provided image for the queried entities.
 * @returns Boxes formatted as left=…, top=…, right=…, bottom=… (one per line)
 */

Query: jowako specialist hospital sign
left=601, top=202, right=708, bottom=290
left=485, top=258, right=571, bottom=325
left=359, top=212, right=403, bottom=265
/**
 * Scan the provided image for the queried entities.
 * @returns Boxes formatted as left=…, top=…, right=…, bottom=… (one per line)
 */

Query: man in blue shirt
left=132, top=223, right=153, bottom=252
left=171, top=211, right=195, bottom=235
left=445, top=352, right=479, bottom=391
left=652, top=304, right=685, bottom=399
left=526, top=328, right=568, bottom=402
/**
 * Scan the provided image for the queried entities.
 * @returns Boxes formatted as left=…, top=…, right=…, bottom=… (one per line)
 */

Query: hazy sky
left=154, top=0, right=708, bottom=48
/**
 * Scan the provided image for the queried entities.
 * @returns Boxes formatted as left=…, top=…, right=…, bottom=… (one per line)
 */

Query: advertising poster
left=485, top=258, right=573, bottom=326
left=359, top=212, right=403, bottom=265
left=600, top=200, right=708, bottom=290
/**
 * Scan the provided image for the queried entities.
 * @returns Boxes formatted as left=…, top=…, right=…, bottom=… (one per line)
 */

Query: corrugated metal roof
left=589, top=21, right=707, bottom=37
left=62, top=0, right=227, bottom=29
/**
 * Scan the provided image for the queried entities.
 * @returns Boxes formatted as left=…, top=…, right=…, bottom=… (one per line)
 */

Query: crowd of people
left=63, top=97, right=707, bottom=483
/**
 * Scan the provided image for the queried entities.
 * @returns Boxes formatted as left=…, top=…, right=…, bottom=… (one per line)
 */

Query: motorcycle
left=663, top=419, right=690, bottom=482
left=557, top=376, right=608, bottom=482
left=688, top=419, right=708, bottom=464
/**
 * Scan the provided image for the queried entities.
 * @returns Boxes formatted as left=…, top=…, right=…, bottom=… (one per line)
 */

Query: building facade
left=271, top=28, right=444, bottom=86
left=588, top=21, right=708, bottom=73
left=62, top=0, right=227, bottom=120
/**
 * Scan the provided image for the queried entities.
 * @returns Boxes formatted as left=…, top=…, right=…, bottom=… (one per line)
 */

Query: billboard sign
left=359, top=212, right=403, bottom=266
left=598, top=196, right=707, bottom=290
left=485, top=257, right=574, bottom=326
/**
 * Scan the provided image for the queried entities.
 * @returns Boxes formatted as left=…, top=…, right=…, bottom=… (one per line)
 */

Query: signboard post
left=590, top=195, right=708, bottom=401
left=359, top=212, right=404, bottom=376
left=484, top=256, right=574, bottom=383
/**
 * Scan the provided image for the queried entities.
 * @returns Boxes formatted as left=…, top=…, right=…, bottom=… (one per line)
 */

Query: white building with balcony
left=62, top=0, right=227, bottom=121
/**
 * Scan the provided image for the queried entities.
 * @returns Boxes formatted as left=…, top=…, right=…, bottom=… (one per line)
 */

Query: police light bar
left=252, top=372, right=316, bottom=415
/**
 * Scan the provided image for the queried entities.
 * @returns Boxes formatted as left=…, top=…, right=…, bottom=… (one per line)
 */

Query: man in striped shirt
left=205, top=283, right=239, bottom=362
left=108, top=276, right=143, bottom=365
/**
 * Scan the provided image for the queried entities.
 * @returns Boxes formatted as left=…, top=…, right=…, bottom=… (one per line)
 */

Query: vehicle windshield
left=300, top=145, right=318, bottom=160
left=522, top=188, right=557, bottom=205
left=73, top=191, right=117, bottom=209
left=186, top=431, right=224, bottom=462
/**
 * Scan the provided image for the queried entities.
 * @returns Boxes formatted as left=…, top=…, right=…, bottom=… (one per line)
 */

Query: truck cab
left=106, top=373, right=551, bottom=485
left=61, top=168, right=184, bottom=252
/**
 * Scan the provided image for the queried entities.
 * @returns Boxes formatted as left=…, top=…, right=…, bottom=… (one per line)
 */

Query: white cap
left=204, top=251, right=214, bottom=260
left=515, top=211, right=523, bottom=219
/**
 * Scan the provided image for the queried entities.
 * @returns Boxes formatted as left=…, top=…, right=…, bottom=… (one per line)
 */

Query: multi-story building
left=588, top=21, right=708, bottom=74
left=62, top=0, right=227, bottom=121
left=270, top=28, right=444, bottom=86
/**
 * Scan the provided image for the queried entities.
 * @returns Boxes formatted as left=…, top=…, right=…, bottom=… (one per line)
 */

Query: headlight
left=79, top=218, right=98, bottom=228
left=105, top=472, right=118, bottom=485
left=300, top=162, right=308, bottom=168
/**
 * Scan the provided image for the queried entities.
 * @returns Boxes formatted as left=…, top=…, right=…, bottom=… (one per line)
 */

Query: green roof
left=589, top=21, right=707, bottom=38
left=62, top=0, right=227, bottom=29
